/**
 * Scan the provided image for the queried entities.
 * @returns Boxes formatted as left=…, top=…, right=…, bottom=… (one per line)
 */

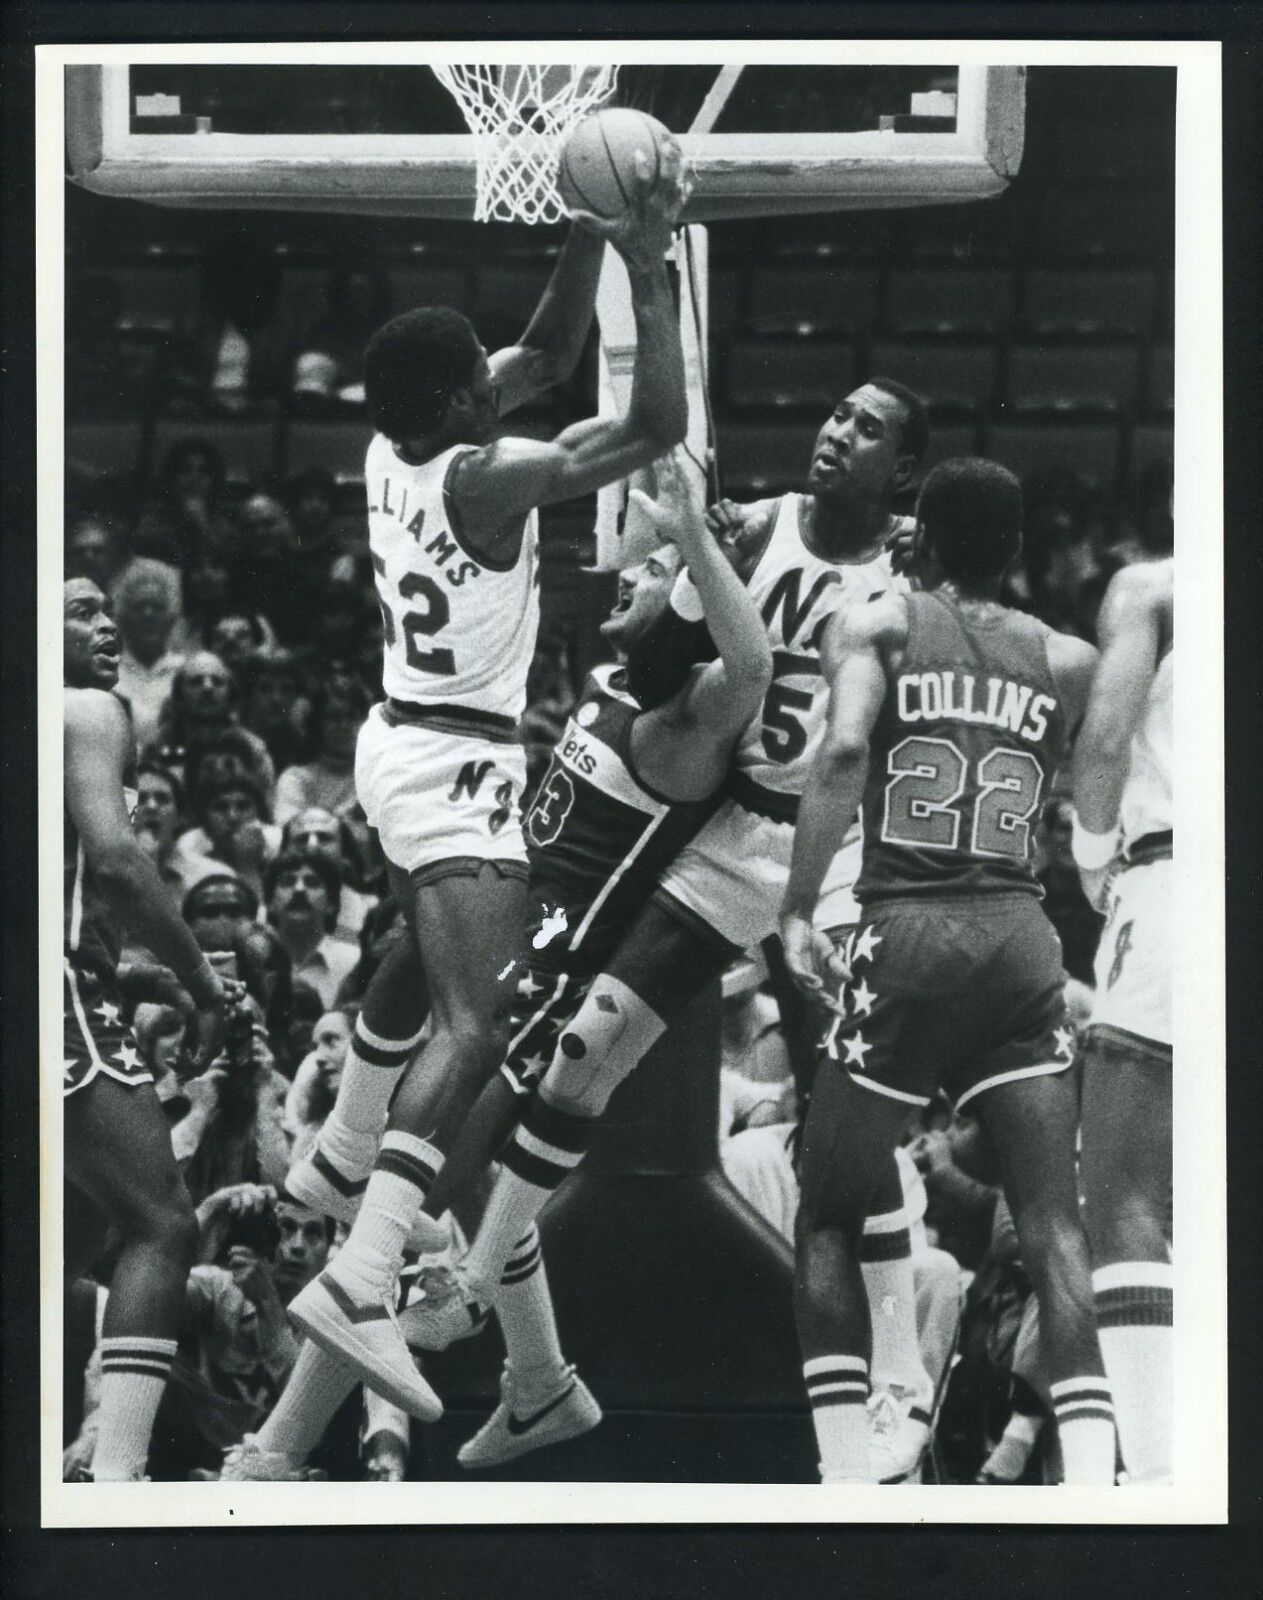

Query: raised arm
left=455, top=143, right=689, bottom=549
left=780, top=595, right=906, bottom=1004
left=489, top=226, right=607, bottom=415
left=1071, top=562, right=1168, bottom=900
left=629, top=455, right=774, bottom=794
left=65, top=689, right=227, bottom=1067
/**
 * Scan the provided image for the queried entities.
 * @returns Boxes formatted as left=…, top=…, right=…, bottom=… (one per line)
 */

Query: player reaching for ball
left=778, top=458, right=1116, bottom=1485
left=283, top=132, right=691, bottom=1419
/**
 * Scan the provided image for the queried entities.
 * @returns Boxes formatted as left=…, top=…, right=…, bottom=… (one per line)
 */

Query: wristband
left=1071, top=814, right=1121, bottom=871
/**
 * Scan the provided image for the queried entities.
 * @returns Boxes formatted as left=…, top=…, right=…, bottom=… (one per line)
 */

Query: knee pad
left=538, top=977, right=666, bottom=1117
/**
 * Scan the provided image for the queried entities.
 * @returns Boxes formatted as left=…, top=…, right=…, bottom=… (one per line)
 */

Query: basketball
left=557, top=107, right=672, bottom=221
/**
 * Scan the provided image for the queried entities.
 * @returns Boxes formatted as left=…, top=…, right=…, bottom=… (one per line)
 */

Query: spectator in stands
left=239, top=647, right=310, bottom=775
left=286, top=467, right=345, bottom=578
left=132, top=759, right=188, bottom=904
left=153, top=652, right=277, bottom=803
left=206, top=610, right=268, bottom=674
left=333, top=896, right=412, bottom=1011
left=280, top=807, right=378, bottom=943
left=67, top=513, right=128, bottom=594
left=908, top=1108, right=999, bottom=1275
left=133, top=438, right=236, bottom=571
left=263, top=850, right=356, bottom=1010
left=182, top=874, right=261, bottom=957
left=170, top=768, right=280, bottom=903
left=290, top=265, right=391, bottom=404
left=283, top=1007, right=354, bottom=1160
left=227, top=489, right=318, bottom=648
left=112, top=557, right=187, bottom=750
left=274, top=677, right=369, bottom=825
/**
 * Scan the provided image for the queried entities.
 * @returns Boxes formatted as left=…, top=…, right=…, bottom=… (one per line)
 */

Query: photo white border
left=36, top=34, right=1226, bottom=1528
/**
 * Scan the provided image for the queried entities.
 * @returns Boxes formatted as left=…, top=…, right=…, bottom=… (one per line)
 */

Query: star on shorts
left=849, top=978, right=876, bottom=1018
left=517, top=1052, right=548, bottom=1081
left=94, top=1000, right=122, bottom=1025
left=841, top=1030, right=873, bottom=1071
left=1053, top=1026, right=1076, bottom=1062
left=113, top=1041, right=142, bottom=1073
left=851, top=926, right=883, bottom=966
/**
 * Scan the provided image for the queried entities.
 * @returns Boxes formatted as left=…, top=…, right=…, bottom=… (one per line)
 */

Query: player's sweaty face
left=808, top=385, right=909, bottom=501
left=601, top=548, right=680, bottom=650
left=63, top=578, right=120, bottom=689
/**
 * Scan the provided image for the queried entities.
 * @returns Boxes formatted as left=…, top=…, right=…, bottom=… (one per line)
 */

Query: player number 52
left=377, top=570, right=456, bottom=676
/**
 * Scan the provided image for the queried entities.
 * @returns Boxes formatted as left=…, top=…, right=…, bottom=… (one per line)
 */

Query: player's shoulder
left=1102, top=555, right=1172, bottom=616
left=824, top=586, right=909, bottom=660
left=65, top=685, right=129, bottom=731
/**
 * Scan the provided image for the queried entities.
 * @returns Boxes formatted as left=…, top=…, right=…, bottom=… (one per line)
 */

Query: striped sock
left=1094, top=1261, right=1173, bottom=1483
left=463, top=1097, right=590, bottom=1290
left=319, top=1018, right=428, bottom=1171
left=1050, top=1375, right=1117, bottom=1484
left=803, top=1355, right=871, bottom=1482
left=92, top=1335, right=177, bottom=1481
left=256, top=1338, right=358, bottom=1461
left=494, top=1225, right=567, bottom=1387
left=861, top=1205, right=933, bottom=1422
left=332, top=1131, right=442, bottom=1292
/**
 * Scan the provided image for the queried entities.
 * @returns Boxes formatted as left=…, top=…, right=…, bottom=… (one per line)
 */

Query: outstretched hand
left=570, top=136, right=691, bottom=269
left=780, top=913, right=850, bottom=1015
left=625, top=449, right=704, bottom=549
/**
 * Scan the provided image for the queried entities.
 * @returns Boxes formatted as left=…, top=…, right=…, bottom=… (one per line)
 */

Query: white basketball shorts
left=655, top=796, right=860, bottom=951
left=1089, top=857, right=1171, bottom=1053
left=355, top=704, right=528, bottom=879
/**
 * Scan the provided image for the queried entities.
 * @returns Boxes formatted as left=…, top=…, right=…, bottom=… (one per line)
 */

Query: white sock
left=92, top=1336, right=177, bottom=1481
left=1050, top=1375, right=1117, bottom=1484
left=1094, top=1261, right=1173, bottom=1483
left=464, top=1096, right=589, bottom=1290
left=331, top=1131, right=442, bottom=1293
left=862, top=1205, right=933, bottom=1420
left=982, top=1409, right=1043, bottom=1481
left=256, top=1338, right=358, bottom=1461
left=494, top=1225, right=567, bottom=1392
left=803, top=1355, right=871, bottom=1482
left=319, top=1019, right=427, bottom=1168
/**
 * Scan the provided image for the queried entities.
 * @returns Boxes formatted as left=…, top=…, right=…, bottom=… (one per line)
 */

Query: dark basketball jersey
left=64, top=784, right=135, bottom=977
left=523, top=664, right=717, bottom=979
left=856, top=591, right=1069, bottom=902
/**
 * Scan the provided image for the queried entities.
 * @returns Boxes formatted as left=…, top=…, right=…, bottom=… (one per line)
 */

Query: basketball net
left=433, top=64, right=619, bottom=224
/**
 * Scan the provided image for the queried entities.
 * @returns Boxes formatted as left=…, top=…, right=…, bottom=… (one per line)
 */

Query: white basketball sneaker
left=867, top=1387, right=931, bottom=1484
left=289, top=1268, right=443, bottom=1423
left=457, top=1363, right=602, bottom=1470
left=220, top=1435, right=327, bottom=1482
left=398, top=1260, right=493, bottom=1353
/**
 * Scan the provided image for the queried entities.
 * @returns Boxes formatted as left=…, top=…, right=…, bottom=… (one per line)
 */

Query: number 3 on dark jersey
left=882, top=735, right=1044, bottom=860
left=378, top=571, right=456, bottom=677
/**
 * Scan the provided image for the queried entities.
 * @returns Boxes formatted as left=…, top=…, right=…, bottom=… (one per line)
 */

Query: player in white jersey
left=285, top=143, right=690, bottom=1420
left=403, top=383, right=944, bottom=1477
left=1073, top=554, right=1174, bottom=1483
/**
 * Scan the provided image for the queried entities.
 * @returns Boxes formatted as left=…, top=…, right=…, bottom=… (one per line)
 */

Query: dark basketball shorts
left=499, top=965, right=592, bottom=1098
left=821, top=893, right=1076, bottom=1111
left=63, top=960, right=153, bottom=1099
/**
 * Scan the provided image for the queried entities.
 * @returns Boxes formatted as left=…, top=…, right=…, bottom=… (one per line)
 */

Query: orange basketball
left=557, top=108, right=671, bottom=221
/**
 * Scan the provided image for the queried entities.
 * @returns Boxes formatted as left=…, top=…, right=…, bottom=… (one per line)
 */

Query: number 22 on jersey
left=882, top=735, right=1044, bottom=860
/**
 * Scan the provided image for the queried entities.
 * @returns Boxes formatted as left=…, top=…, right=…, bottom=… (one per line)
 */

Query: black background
left=3, top=3, right=1260, bottom=1596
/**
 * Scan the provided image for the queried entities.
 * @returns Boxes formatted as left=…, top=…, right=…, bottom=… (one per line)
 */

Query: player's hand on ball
left=574, top=136, right=690, bottom=268
left=780, top=913, right=850, bottom=1014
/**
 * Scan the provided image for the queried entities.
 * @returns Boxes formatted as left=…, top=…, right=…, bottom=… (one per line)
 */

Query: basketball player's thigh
left=1089, top=859, right=1171, bottom=1052
left=1079, top=1029, right=1172, bottom=1219
left=604, top=898, right=736, bottom=1020
left=797, top=1056, right=918, bottom=1227
left=407, top=863, right=529, bottom=1027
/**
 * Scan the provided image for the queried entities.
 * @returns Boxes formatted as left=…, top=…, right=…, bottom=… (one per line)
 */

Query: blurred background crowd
left=61, top=62, right=1173, bottom=1483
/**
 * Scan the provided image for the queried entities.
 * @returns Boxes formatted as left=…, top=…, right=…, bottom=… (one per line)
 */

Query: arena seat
left=1030, top=186, right=1173, bottom=262
left=65, top=419, right=146, bottom=481
left=113, top=263, right=203, bottom=333
left=1006, top=342, right=1142, bottom=415
left=985, top=419, right=1122, bottom=490
left=866, top=340, right=998, bottom=416
left=1131, top=422, right=1174, bottom=477
left=745, top=265, right=880, bottom=337
left=1022, top=268, right=1160, bottom=337
left=1146, top=344, right=1174, bottom=415
left=150, top=414, right=283, bottom=485
left=884, top=268, right=1016, bottom=337
left=283, top=417, right=373, bottom=481
left=716, top=418, right=816, bottom=495
left=725, top=339, right=856, bottom=410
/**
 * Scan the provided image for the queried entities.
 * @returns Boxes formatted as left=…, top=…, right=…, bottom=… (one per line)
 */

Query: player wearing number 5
left=780, top=458, right=1116, bottom=1485
left=286, top=142, right=690, bottom=1418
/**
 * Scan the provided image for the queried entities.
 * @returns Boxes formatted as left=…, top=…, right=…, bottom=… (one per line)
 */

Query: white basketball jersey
left=1121, top=647, right=1172, bottom=844
left=734, top=493, right=901, bottom=802
left=365, top=434, right=539, bottom=719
